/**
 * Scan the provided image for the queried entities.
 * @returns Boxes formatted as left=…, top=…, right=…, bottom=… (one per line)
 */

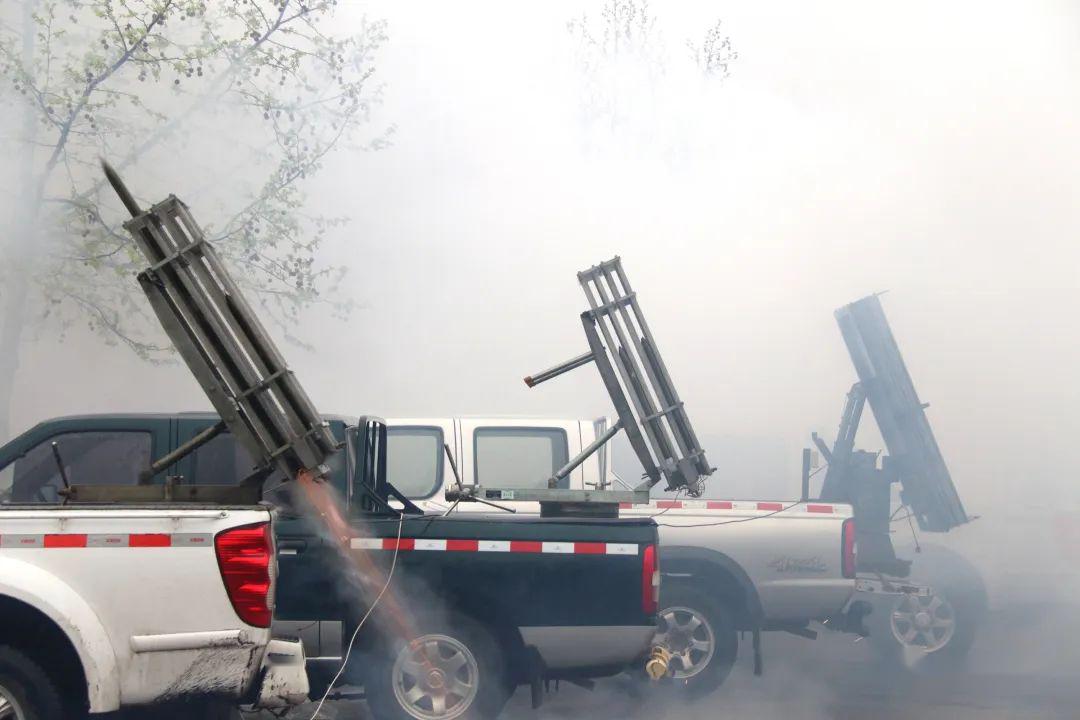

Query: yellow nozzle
left=645, top=645, right=672, bottom=680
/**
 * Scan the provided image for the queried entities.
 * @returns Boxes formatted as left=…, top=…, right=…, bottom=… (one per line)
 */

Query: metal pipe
left=801, top=447, right=812, bottom=502
left=443, top=443, right=463, bottom=489
left=138, top=421, right=227, bottom=484
left=548, top=419, right=623, bottom=488
left=523, top=351, right=595, bottom=387
left=50, top=442, right=71, bottom=490
left=101, top=159, right=142, bottom=218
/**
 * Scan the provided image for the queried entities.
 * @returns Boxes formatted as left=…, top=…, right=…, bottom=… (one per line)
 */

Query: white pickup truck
left=385, top=416, right=862, bottom=697
left=0, top=454, right=308, bottom=720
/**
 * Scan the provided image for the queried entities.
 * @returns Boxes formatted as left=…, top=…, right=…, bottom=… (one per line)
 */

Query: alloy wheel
left=392, top=634, right=480, bottom=720
left=890, top=593, right=957, bottom=653
left=654, top=606, right=716, bottom=680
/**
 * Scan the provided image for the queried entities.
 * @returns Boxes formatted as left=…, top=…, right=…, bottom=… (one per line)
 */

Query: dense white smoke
left=3, top=1, right=1080, bottom=714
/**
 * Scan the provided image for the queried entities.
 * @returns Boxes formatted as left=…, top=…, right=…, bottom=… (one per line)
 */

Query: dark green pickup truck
left=0, top=412, right=661, bottom=720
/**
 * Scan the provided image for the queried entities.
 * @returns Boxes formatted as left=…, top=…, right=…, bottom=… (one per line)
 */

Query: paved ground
left=278, top=604, right=1080, bottom=720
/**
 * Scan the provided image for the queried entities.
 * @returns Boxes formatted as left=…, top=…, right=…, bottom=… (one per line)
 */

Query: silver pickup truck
left=384, top=416, right=862, bottom=697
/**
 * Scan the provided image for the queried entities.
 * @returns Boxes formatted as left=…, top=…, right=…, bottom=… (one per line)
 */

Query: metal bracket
left=446, top=485, right=648, bottom=505
left=854, top=576, right=932, bottom=597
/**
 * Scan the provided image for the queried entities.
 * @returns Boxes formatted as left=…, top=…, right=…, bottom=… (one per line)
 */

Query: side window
left=387, top=427, right=443, bottom=499
left=474, top=428, right=569, bottom=490
left=6, top=431, right=152, bottom=503
left=190, top=434, right=259, bottom=486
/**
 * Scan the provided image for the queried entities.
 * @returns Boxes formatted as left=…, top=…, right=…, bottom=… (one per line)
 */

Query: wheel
left=0, top=645, right=66, bottom=720
left=869, top=544, right=986, bottom=671
left=889, top=592, right=956, bottom=652
left=652, top=584, right=737, bottom=699
left=870, top=584, right=980, bottom=670
left=363, top=614, right=510, bottom=720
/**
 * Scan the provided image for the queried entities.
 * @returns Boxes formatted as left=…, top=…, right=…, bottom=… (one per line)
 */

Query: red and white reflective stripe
left=0, top=533, right=212, bottom=548
left=350, top=538, right=639, bottom=555
left=618, top=500, right=839, bottom=514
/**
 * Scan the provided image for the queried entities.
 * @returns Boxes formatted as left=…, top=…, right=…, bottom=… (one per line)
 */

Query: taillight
left=841, top=518, right=856, bottom=579
left=642, top=544, right=659, bottom=615
left=215, top=522, right=274, bottom=628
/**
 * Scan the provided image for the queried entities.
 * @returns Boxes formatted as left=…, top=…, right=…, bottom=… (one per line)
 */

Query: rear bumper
left=253, top=639, right=309, bottom=708
left=519, top=625, right=655, bottom=671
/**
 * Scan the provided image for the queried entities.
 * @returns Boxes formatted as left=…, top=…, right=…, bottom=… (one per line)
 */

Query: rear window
left=3, top=431, right=152, bottom=503
left=387, top=426, right=443, bottom=499
left=473, top=427, right=569, bottom=489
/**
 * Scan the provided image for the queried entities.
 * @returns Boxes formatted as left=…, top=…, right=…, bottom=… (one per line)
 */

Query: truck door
left=458, top=419, right=583, bottom=494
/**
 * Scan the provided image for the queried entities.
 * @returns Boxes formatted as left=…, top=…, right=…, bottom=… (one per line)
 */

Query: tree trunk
left=0, top=0, right=39, bottom=443
left=0, top=278, right=30, bottom=444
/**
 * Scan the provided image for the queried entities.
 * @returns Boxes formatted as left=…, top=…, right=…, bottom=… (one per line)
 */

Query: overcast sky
left=9, top=0, right=1080, bottom=524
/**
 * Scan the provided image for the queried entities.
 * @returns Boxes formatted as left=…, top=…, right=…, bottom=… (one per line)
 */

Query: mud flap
left=752, top=628, right=763, bottom=676
left=823, top=600, right=874, bottom=637
left=530, top=676, right=543, bottom=709
left=254, top=639, right=309, bottom=708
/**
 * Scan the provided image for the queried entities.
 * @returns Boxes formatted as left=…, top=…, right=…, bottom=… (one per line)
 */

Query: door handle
left=278, top=539, right=308, bottom=556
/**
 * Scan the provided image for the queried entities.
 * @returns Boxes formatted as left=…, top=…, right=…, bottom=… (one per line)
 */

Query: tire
left=0, top=645, right=66, bottom=720
left=652, top=584, right=738, bottom=699
left=869, top=544, right=986, bottom=672
left=363, top=614, right=510, bottom=720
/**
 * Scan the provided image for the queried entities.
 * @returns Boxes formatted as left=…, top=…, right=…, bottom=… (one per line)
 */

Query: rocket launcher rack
left=820, top=294, right=969, bottom=532
left=458, top=257, right=714, bottom=507
left=62, top=163, right=338, bottom=503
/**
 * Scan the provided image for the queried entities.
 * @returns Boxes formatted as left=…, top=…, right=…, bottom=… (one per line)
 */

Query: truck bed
left=618, top=499, right=854, bottom=621
left=276, top=511, right=660, bottom=674
left=357, top=513, right=656, bottom=627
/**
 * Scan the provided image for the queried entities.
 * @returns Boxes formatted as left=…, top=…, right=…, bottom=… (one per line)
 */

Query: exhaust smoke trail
left=293, top=472, right=417, bottom=713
